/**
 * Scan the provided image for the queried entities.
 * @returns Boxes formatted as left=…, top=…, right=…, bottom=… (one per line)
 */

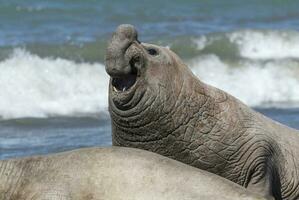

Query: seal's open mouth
left=112, top=73, right=137, bottom=92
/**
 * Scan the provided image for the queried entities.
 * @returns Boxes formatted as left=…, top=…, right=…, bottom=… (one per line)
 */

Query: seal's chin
left=112, top=73, right=137, bottom=92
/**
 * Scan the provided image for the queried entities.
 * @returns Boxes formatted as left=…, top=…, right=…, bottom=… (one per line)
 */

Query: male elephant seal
left=0, top=147, right=264, bottom=200
left=106, top=24, right=299, bottom=200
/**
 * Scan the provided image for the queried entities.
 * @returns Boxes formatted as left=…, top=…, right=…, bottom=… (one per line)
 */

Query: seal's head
left=106, top=24, right=191, bottom=111
left=105, top=24, right=199, bottom=149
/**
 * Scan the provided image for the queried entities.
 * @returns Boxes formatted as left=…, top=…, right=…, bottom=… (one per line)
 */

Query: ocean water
left=1, top=0, right=299, bottom=159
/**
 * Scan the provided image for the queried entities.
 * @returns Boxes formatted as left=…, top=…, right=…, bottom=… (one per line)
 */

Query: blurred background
left=1, top=0, right=299, bottom=159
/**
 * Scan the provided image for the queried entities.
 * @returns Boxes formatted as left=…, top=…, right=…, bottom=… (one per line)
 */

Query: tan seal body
left=0, top=147, right=264, bottom=200
left=106, top=24, right=299, bottom=200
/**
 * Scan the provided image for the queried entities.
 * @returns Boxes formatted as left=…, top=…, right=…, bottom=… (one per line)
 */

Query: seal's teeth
left=113, top=86, right=118, bottom=92
left=122, top=87, right=126, bottom=92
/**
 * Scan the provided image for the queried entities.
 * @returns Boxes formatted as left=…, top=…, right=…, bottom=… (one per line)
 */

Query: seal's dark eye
left=147, top=48, right=158, bottom=56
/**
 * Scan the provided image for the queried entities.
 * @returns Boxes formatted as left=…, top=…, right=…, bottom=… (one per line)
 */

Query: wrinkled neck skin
left=110, top=57, right=299, bottom=199
left=110, top=62, right=248, bottom=176
left=111, top=66, right=247, bottom=175
left=0, top=160, right=23, bottom=199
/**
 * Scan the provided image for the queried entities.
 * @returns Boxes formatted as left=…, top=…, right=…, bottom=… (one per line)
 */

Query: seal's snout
left=106, top=24, right=141, bottom=92
left=105, top=24, right=139, bottom=77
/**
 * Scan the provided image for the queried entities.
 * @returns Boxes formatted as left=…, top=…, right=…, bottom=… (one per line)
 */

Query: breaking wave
left=229, top=30, right=299, bottom=60
left=189, top=55, right=299, bottom=107
left=0, top=49, right=109, bottom=120
left=189, top=29, right=299, bottom=106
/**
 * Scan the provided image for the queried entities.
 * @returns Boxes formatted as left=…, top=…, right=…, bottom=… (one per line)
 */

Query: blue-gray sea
left=1, top=0, right=299, bottom=159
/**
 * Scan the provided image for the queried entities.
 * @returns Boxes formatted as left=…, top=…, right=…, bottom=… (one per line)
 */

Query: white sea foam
left=0, top=49, right=109, bottom=119
left=189, top=55, right=299, bottom=106
left=0, top=49, right=298, bottom=120
left=193, top=30, right=299, bottom=60
left=230, top=30, right=299, bottom=60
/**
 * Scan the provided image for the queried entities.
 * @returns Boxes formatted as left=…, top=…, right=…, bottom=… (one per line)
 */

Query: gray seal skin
left=106, top=24, right=299, bottom=200
left=0, top=147, right=264, bottom=200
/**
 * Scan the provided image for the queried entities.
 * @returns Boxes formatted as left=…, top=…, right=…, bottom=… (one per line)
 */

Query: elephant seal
left=106, top=24, right=299, bottom=200
left=0, top=147, right=264, bottom=200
